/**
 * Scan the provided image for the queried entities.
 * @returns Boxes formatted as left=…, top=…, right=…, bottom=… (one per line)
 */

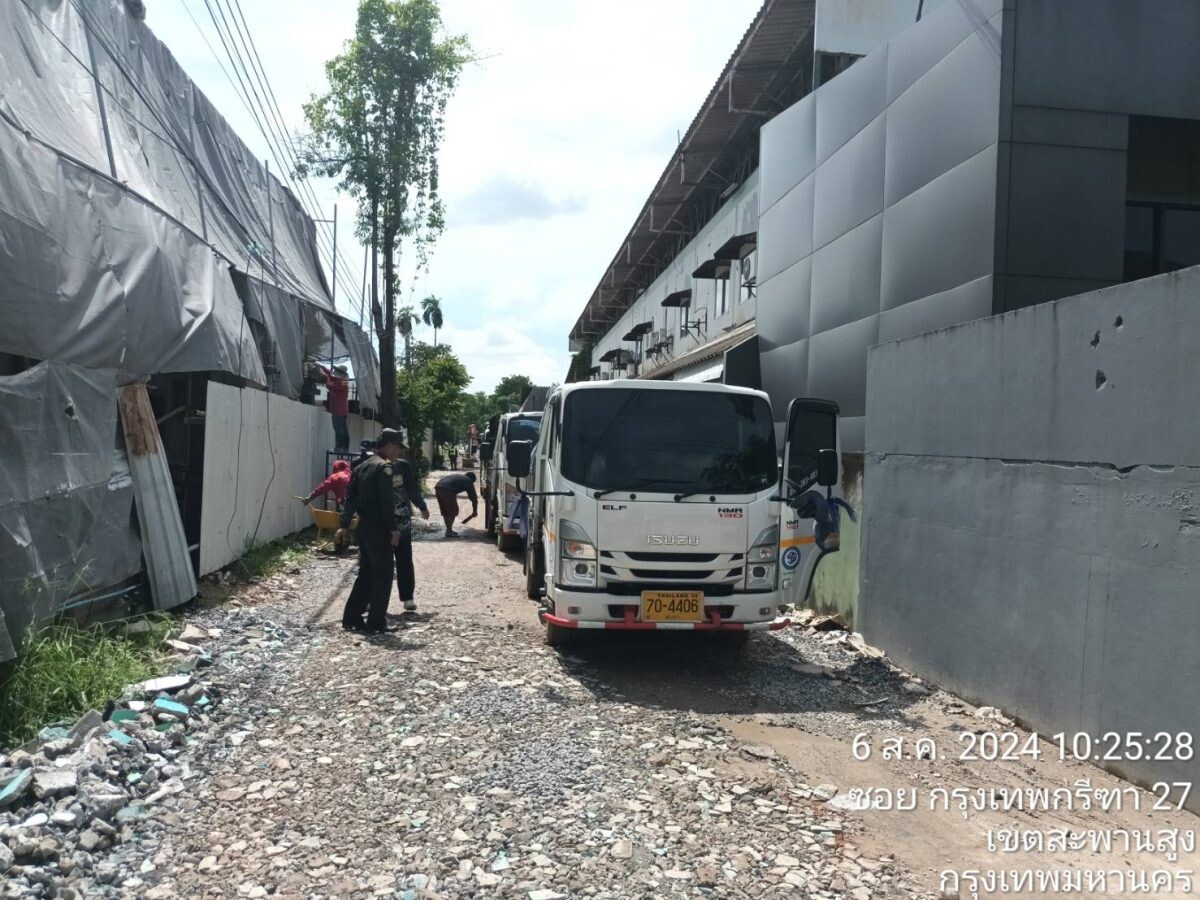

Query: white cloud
left=144, top=0, right=762, bottom=385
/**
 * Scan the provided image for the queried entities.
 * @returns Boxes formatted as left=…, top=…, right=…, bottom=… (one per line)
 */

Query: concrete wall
left=860, top=267, right=1200, bottom=804
left=757, top=0, right=1003, bottom=449
left=590, top=173, right=760, bottom=378
left=810, top=453, right=863, bottom=623
left=199, top=382, right=379, bottom=575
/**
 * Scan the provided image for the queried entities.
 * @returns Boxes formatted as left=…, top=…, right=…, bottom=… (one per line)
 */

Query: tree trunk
left=381, top=221, right=398, bottom=427
left=371, top=196, right=398, bottom=427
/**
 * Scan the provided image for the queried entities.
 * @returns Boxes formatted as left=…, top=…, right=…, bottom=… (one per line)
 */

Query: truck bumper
left=542, top=588, right=790, bottom=632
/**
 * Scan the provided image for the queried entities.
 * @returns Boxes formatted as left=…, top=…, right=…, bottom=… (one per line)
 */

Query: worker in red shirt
left=302, top=459, right=352, bottom=507
left=314, top=364, right=351, bottom=450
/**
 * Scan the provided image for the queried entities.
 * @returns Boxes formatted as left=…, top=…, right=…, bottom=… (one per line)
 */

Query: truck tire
left=545, top=620, right=576, bottom=649
left=485, top=495, right=496, bottom=539
left=525, top=539, right=544, bottom=599
left=497, top=528, right=518, bottom=553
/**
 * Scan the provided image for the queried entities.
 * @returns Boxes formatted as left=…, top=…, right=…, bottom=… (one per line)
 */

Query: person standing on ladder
left=314, top=364, right=351, bottom=451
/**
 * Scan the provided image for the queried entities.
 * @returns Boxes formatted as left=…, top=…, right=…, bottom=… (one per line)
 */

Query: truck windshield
left=561, top=389, right=776, bottom=494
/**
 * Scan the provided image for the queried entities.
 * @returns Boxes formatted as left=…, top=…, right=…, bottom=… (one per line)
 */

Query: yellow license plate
left=641, top=590, right=704, bottom=622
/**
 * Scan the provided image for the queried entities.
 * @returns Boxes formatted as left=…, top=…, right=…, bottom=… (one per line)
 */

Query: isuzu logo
left=646, top=534, right=701, bottom=546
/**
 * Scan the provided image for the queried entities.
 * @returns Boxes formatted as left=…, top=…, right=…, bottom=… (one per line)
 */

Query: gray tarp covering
left=343, top=322, right=382, bottom=410
left=0, top=362, right=141, bottom=661
left=243, top=278, right=306, bottom=401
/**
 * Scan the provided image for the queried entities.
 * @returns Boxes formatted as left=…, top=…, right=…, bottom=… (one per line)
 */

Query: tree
left=395, top=341, right=471, bottom=458
left=397, top=305, right=417, bottom=368
left=492, top=374, right=535, bottom=412
left=301, top=0, right=469, bottom=426
left=420, top=295, right=444, bottom=346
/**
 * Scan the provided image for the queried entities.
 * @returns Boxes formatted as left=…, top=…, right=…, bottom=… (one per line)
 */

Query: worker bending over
left=433, top=472, right=477, bottom=538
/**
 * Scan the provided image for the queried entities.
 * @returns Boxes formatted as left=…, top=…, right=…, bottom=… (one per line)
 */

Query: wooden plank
left=118, top=383, right=197, bottom=610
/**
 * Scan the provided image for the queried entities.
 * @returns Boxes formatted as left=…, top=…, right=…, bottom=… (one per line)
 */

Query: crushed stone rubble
left=0, top=555, right=937, bottom=898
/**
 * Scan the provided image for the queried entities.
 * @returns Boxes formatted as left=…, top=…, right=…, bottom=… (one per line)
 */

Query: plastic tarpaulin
left=1, top=0, right=333, bottom=311
left=0, top=118, right=265, bottom=385
left=343, top=322, right=381, bottom=410
left=242, top=277, right=306, bottom=401
left=0, top=361, right=141, bottom=661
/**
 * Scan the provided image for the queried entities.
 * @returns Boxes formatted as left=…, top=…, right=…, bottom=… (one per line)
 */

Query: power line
left=201, top=0, right=365, bottom=323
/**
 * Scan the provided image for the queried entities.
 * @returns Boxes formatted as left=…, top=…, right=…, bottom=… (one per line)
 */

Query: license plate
left=641, top=590, right=704, bottom=622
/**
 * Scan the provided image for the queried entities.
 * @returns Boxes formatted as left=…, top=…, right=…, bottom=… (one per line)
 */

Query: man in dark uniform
left=338, top=428, right=403, bottom=633
left=389, top=441, right=430, bottom=612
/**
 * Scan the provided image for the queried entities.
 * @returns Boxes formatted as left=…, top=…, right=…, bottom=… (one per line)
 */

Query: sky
left=147, top=0, right=762, bottom=393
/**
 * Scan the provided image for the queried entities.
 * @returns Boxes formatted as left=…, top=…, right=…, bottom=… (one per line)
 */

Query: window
left=1124, top=203, right=1200, bottom=280
left=1124, top=116, right=1200, bottom=281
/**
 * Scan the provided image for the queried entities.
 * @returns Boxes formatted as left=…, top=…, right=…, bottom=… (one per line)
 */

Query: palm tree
left=397, top=305, right=417, bottom=368
left=421, top=295, right=445, bottom=347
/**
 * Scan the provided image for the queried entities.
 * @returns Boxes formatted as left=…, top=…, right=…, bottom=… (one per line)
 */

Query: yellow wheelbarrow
left=296, top=499, right=357, bottom=545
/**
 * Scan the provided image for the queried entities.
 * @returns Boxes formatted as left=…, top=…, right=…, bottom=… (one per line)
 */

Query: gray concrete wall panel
left=883, top=27, right=1001, bottom=205
left=809, top=214, right=883, bottom=334
left=876, top=274, right=992, bottom=343
left=759, top=94, right=816, bottom=214
left=813, top=114, right=886, bottom=251
left=1012, top=0, right=1200, bottom=122
left=868, top=266, right=1200, bottom=469
left=879, top=144, right=997, bottom=311
left=860, top=452, right=1200, bottom=804
left=1003, top=142, right=1127, bottom=283
left=885, top=0, right=1002, bottom=103
left=815, top=48, right=888, bottom=165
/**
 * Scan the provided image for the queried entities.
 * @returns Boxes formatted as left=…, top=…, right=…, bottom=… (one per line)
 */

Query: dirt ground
left=87, top=485, right=1199, bottom=898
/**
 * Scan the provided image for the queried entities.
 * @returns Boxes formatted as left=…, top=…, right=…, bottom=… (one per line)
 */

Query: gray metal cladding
left=756, top=0, right=1005, bottom=447
left=810, top=214, right=883, bottom=334
left=756, top=256, right=813, bottom=349
left=877, top=274, right=993, bottom=344
left=758, top=93, right=816, bottom=212
left=879, top=143, right=998, bottom=312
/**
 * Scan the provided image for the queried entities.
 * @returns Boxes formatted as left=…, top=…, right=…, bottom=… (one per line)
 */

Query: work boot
left=445, top=530, right=458, bottom=539
left=404, top=599, right=417, bottom=612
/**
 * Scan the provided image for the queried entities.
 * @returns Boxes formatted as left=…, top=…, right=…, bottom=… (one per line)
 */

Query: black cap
left=377, top=428, right=404, bottom=447
left=359, top=439, right=376, bottom=450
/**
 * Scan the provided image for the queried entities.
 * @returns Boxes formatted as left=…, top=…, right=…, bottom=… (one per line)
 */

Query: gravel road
left=23, top=490, right=1195, bottom=898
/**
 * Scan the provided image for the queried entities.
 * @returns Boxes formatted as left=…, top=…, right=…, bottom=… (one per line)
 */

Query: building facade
left=568, top=0, right=1200, bottom=622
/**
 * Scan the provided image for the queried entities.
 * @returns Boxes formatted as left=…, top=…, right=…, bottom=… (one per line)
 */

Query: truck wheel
left=525, top=540, right=544, bottom=599
left=545, top=620, right=576, bottom=648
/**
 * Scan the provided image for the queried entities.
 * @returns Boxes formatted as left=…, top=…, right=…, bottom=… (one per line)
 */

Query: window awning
left=622, top=321, right=654, bottom=341
left=713, top=232, right=757, bottom=261
left=661, top=289, right=692, bottom=308
left=692, top=257, right=731, bottom=280
left=598, top=349, right=621, bottom=362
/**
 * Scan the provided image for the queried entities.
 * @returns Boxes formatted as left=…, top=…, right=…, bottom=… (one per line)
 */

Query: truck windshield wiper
left=594, top=478, right=692, bottom=499
left=673, top=482, right=766, bottom=502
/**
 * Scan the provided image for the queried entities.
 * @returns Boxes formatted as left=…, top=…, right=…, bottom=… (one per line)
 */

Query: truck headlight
left=559, top=519, right=596, bottom=560
left=746, top=525, right=778, bottom=589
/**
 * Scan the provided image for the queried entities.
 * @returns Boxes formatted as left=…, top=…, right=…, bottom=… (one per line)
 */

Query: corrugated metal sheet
left=118, top=383, right=197, bottom=610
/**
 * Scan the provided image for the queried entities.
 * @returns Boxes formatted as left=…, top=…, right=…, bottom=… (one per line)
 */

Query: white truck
left=481, top=411, right=544, bottom=551
left=505, top=380, right=846, bottom=647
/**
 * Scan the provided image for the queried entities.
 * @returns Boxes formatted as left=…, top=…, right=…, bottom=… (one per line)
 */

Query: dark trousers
left=342, top=532, right=393, bottom=628
left=332, top=414, right=350, bottom=451
left=394, top=530, right=415, bottom=603
left=436, top=488, right=459, bottom=527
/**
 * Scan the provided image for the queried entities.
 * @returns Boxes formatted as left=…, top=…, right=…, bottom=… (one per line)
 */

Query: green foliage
left=420, top=295, right=445, bottom=345
left=300, top=0, right=470, bottom=423
left=492, top=374, right=535, bottom=412
left=0, top=618, right=173, bottom=748
left=448, top=374, right=541, bottom=439
left=397, top=341, right=471, bottom=446
left=236, top=531, right=315, bottom=580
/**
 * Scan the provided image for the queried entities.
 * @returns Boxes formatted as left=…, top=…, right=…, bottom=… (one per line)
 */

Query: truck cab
left=485, top=411, right=544, bottom=551
left=510, top=380, right=844, bottom=647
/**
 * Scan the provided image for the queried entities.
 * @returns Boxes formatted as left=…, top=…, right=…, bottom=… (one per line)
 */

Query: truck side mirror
left=506, top=440, right=533, bottom=479
left=817, top=448, right=838, bottom=487
left=479, top=440, right=495, bottom=463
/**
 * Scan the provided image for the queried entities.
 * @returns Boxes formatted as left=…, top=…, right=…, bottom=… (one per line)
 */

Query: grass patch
left=235, top=529, right=315, bottom=580
left=0, top=617, right=174, bottom=748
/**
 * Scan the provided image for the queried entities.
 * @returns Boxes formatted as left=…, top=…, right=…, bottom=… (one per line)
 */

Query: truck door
left=778, top=399, right=841, bottom=610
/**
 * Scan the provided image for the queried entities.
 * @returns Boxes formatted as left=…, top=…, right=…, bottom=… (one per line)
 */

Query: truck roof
left=500, top=410, right=544, bottom=421
left=553, top=379, right=770, bottom=403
